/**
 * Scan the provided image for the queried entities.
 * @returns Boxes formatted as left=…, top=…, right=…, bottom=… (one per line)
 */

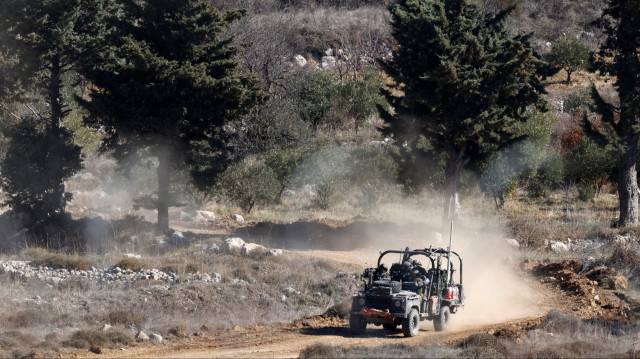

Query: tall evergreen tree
left=80, top=0, right=265, bottom=232
left=0, top=0, right=105, bottom=225
left=589, top=0, right=640, bottom=226
left=379, top=0, right=545, bottom=221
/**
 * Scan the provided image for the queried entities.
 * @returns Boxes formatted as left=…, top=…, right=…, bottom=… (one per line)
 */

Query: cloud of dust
left=353, top=208, right=545, bottom=330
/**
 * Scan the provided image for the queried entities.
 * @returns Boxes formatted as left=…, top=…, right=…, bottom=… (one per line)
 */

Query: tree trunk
left=48, top=55, right=62, bottom=128
left=618, top=117, right=639, bottom=227
left=157, top=145, right=171, bottom=233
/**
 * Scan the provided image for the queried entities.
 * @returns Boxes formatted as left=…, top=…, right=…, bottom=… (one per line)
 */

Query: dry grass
left=114, top=258, right=146, bottom=271
left=62, top=328, right=133, bottom=350
left=33, top=254, right=91, bottom=271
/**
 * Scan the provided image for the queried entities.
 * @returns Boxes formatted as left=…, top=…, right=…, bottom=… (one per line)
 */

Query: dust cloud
left=330, top=208, right=547, bottom=330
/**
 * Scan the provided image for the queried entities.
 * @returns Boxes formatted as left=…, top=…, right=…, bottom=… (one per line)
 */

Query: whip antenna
left=445, top=221, right=453, bottom=286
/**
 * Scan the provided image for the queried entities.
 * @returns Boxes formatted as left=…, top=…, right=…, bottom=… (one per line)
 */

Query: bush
left=563, top=87, right=592, bottom=115
left=107, top=310, right=143, bottom=329
left=217, top=161, right=280, bottom=213
left=63, top=329, right=133, bottom=349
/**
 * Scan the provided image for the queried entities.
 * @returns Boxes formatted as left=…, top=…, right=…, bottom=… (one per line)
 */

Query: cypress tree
left=590, top=0, right=640, bottom=226
left=380, top=0, right=545, bottom=221
left=80, top=0, right=265, bottom=232
left=0, top=0, right=106, bottom=226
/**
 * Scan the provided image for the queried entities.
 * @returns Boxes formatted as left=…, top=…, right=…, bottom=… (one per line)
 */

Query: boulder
left=222, top=237, right=245, bottom=254
left=504, top=238, right=520, bottom=248
left=550, top=241, right=569, bottom=253
left=293, top=54, right=307, bottom=67
left=195, top=210, right=216, bottom=222
left=321, top=56, right=336, bottom=69
left=170, top=231, right=187, bottom=247
left=268, top=249, right=283, bottom=257
left=241, top=243, right=267, bottom=257
left=135, top=331, right=149, bottom=342
left=231, top=214, right=245, bottom=223
left=149, top=333, right=162, bottom=343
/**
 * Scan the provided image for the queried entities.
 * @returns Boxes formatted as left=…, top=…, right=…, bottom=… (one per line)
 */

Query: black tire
left=434, top=306, right=450, bottom=332
left=382, top=323, right=397, bottom=333
left=349, top=315, right=367, bottom=335
left=372, top=280, right=402, bottom=293
left=402, top=308, right=420, bottom=337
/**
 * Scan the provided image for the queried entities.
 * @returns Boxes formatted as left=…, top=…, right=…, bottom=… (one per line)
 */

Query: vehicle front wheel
left=433, top=306, right=450, bottom=332
left=349, top=315, right=367, bottom=335
left=402, top=308, right=419, bottom=337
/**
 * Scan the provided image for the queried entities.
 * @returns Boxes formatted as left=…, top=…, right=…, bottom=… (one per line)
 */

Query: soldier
left=412, top=259, right=428, bottom=277
left=373, top=263, right=389, bottom=280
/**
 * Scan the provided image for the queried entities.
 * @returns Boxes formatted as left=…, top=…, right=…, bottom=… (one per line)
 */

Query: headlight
left=358, top=298, right=366, bottom=306
left=394, top=300, right=402, bottom=307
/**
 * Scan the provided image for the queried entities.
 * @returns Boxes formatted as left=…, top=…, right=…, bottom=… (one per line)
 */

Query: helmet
left=402, top=261, right=412, bottom=269
left=412, top=259, right=421, bottom=267
left=379, top=263, right=388, bottom=272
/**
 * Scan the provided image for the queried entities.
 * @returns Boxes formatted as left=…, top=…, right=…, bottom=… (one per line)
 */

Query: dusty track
left=73, top=247, right=559, bottom=359
left=79, top=314, right=545, bottom=358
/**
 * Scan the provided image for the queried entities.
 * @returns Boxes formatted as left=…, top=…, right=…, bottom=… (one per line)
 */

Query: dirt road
left=75, top=246, right=557, bottom=359
left=84, top=314, right=545, bottom=358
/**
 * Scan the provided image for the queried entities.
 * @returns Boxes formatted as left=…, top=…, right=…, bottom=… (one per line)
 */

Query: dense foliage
left=380, top=0, right=546, bottom=220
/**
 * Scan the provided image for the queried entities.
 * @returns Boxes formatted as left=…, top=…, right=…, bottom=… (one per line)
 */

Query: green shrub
left=217, top=161, right=280, bottom=213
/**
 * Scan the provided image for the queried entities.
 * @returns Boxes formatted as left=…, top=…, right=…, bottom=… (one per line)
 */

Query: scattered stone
left=320, top=56, right=336, bottom=69
left=324, top=48, right=333, bottom=56
left=102, top=324, right=112, bottom=331
left=268, top=249, right=283, bottom=257
left=212, top=273, right=221, bottom=283
left=149, top=333, right=162, bottom=343
left=123, top=253, right=141, bottom=259
left=613, top=234, right=630, bottom=245
left=195, top=210, right=216, bottom=222
left=283, top=190, right=296, bottom=197
left=281, top=295, right=287, bottom=302
left=284, top=287, right=297, bottom=296
left=241, top=243, right=267, bottom=257
left=171, top=231, right=187, bottom=246
left=504, top=238, right=520, bottom=248
left=136, top=331, right=149, bottom=342
left=231, top=214, right=244, bottom=223
left=293, top=54, right=307, bottom=67
left=550, top=241, right=569, bottom=253
left=222, top=237, right=246, bottom=254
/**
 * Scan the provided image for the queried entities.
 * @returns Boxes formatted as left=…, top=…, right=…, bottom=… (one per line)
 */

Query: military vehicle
left=349, top=247, right=465, bottom=337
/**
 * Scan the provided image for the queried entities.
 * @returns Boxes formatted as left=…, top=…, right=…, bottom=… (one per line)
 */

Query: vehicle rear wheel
left=433, top=306, right=450, bottom=332
left=349, top=315, right=367, bottom=335
left=402, top=308, right=419, bottom=337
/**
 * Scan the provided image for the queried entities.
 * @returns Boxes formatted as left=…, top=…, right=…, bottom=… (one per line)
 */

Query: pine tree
left=0, top=0, right=104, bottom=225
left=589, top=0, right=640, bottom=226
left=79, top=0, right=265, bottom=232
left=380, top=0, right=545, bottom=221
